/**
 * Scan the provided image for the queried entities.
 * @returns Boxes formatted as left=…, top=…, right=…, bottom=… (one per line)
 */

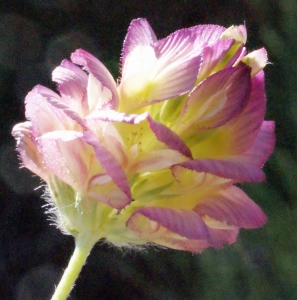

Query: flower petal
left=119, top=31, right=202, bottom=111
left=127, top=207, right=209, bottom=239
left=188, top=71, right=268, bottom=164
left=71, top=49, right=118, bottom=109
left=52, top=59, right=88, bottom=115
left=179, top=158, right=265, bottom=182
left=131, top=149, right=186, bottom=173
left=86, top=73, right=113, bottom=112
left=147, top=116, right=192, bottom=158
left=83, top=131, right=131, bottom=203
left=198, top=39, right=235, bottom=81
left=241, top=48, right=268, bottom=76
left=182, top=121, right=274, bottom=183
left=216, top=70, right=267, bottom=154
left=85, top=109, right=148, bottom=124
left=151, top=29, right=202, bottom=97
left=39, top=130, right=88, bottom=187
left=194, top=185, right=267, bottom=228
left=12, top=121, right=48, bottom=181
left=121, top=18, right=157, bottom=67
left=240, top=121, right=275, bottom=167
left=25, top=85, right=84, bottom=135
left=190, top=24, right=227, bottom=52
left=220, top=24, right=247, bottom=44
left=178, top=66, right=251, bottom=135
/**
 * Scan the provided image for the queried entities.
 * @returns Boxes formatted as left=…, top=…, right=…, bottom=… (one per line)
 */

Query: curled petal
left=127, top=207, right=209, bottom=240
left=195, top=186, right=267, bottom=228
left=71, top=49, right=118, bottom=109
left=228, top=70, right=267, bottom=152
left=220, top=24, right=247, bottom=44
left=179, top=66, right=251, bottom=133
left=198, top=39, right=235, bottom=81
left=241, top=48, right=268, bottom=76
left=195, top=70, right=267, bottom=157
left=52, top=59, right=88, bottom=114
left=12, top=122, right=48, bottom=181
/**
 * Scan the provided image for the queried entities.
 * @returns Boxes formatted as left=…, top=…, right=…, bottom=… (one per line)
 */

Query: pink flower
left=12, top=18, right=274, bottom=252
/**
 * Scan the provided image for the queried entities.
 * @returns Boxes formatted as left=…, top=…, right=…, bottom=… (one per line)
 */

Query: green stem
left=51, top=234, right=97, bottom=300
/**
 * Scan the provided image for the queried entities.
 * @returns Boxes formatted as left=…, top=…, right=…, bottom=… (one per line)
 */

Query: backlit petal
left=221, top=24, right=247, bottom=44
left=52, top=59, right=88, bottom=115
left=121, top=18, right=157, bottom=67
left=12, top=122, right=48, bottom=181
left=127, top=207, right=209, bottom=239
left=71, top=49, right=118, bottom=109
left=195, top=186, right=267, bottom=228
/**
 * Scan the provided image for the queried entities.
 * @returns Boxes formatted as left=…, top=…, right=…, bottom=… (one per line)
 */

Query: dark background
left=0, top=0, right=296, bottom=299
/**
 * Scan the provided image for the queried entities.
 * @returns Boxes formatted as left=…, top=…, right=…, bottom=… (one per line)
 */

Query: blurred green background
left=0, top=0, right=296, bottom=299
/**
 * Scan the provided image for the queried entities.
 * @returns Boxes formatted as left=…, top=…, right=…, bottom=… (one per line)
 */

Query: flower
left=12, top=18, right=274, bottom=252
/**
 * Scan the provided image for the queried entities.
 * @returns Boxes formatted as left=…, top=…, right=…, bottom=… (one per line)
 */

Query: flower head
left=12, top=18, right=274, bottom=252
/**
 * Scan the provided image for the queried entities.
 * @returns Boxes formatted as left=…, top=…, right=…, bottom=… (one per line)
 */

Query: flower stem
left=51, top=234, right=97, bottom=300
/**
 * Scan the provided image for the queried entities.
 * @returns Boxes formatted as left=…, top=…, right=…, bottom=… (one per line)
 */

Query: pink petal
left=182, top=122, right=274, bottom=183
left=155, top=226, right=238, bottom=252
left=147, top=116, right=192, bottom=158
left=198, top=39, right=235, bottom=81
left=87, top=173, right=131, bottom=210
left=218, top=70, right=267, bottom=155
left=83, top=131, right=131, bottom=203
left=12, top=121, right=48, bottom=181
left=86, top=110, right=192, bottom=158
left=240, top=121, right=275, bottom=167
left=202, top=227, right=239, bottom=249
left=194, top=185, right=267, bottom=228
left=190, top=24, right=227, bottom=52
left=71, top=49, right=118, bottom=109
left=25, top=85, right=82, bottom=135
left=121, top=18, right=157, bottom=67
left=119, top=30, right=202, bottom=109
left=39, top=131, right=88, bottom=187
left=52, top=59, right=88, bottom=114
left=180, top=66, right=251, bottom=131
left=179, top=158, right=265, bottom=182
left=127, top=207, right=209, bottom=239
left=131, top=149, right=186, bottom=173
left=169, top=227, right=239, bottom=252
left=151, top=29, right=202, bottom=98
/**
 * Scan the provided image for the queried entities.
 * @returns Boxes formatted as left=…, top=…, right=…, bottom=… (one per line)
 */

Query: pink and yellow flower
left=12, top=18, right=274, bottom=252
